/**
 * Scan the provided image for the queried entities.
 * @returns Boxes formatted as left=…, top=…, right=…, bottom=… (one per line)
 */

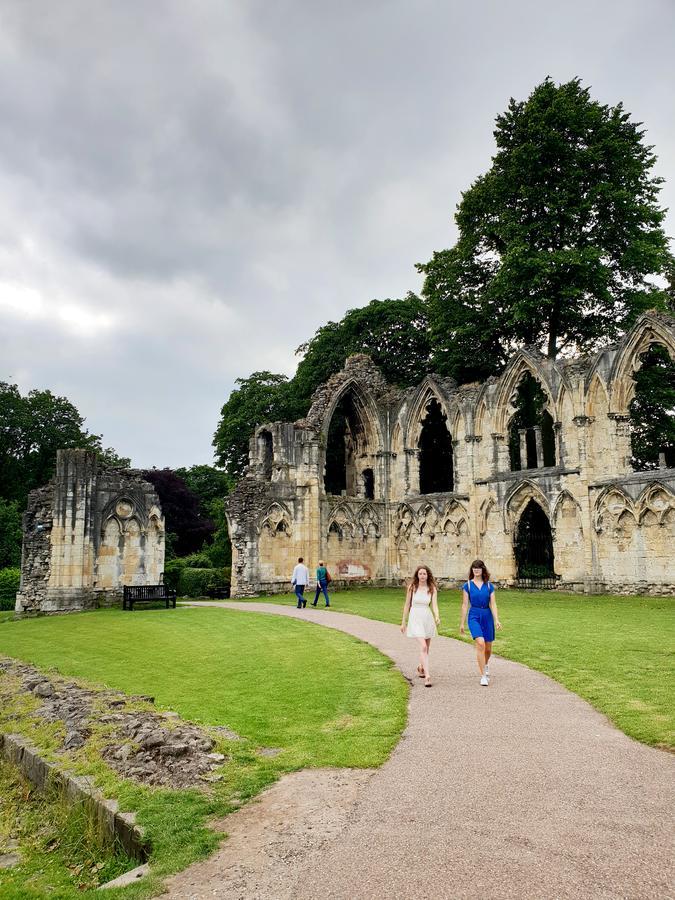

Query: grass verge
left=0, top=607, right=407, bottom=897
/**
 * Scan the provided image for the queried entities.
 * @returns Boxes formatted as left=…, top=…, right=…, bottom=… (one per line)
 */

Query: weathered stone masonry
left=16, top=449, right=165, bottom=613
left=227, top=311, right=675, bottom=597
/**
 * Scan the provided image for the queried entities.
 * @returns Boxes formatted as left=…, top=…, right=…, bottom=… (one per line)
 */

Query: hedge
left=0, top=567, right=20, bottom=611
left=166, top=567, right=231, bottom=598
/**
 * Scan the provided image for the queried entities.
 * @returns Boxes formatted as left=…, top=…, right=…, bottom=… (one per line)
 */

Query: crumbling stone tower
left=16, top=449, right=165, bottom=613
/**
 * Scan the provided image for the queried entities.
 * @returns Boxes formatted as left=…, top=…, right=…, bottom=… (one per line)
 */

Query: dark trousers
left=294, top=584, right=306, bottom=607
left=313, top=579, right=330, bottom=606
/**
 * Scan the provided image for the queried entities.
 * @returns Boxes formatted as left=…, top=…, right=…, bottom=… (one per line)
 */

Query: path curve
left=164, top=602, right=674, bottom=900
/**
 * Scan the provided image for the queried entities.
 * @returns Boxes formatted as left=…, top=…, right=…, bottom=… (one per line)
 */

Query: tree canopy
left=141, top=468, right=216, bottom=557
left=213, top=297, right=432, bottom=480
left=212, top=372, right=297, bottom=479
left=292, top=295, right=431, bottom=405
left=419, top=77, right=674, bottom=381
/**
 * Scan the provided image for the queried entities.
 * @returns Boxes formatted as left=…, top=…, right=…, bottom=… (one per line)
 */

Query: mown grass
left=0, top=606, right=407, bottom=898
left=247, top=587, right=675, bottom=750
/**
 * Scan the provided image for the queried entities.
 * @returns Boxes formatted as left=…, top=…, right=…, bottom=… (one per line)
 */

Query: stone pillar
left=534, top=426, right=544, bottom=468
left=607, top=413, right=632, bottom=472
left=491, top=433, right=508, bottom=473
left=404, top=448, right=420, bottom=495
left=44, top=450, right=98, bottom=612
left=518, top=429, right=528, bottom=469
left=572, top=415, right=593, bottom=466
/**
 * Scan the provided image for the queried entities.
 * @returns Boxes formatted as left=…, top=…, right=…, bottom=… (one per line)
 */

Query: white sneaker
left=480, top=674, right=489, bottom=686
left=484, top=663, right=490, bottom=677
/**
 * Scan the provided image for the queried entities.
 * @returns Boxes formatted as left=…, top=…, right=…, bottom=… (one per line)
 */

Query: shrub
left=181, top=552, right=214, bottom=569
left=175, top=567, right=230, bottom=598
left=0, top=567, right=20, bottom=611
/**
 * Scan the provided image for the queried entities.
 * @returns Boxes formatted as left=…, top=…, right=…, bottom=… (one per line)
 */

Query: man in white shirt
left=291, top=557, right=310, bottom=608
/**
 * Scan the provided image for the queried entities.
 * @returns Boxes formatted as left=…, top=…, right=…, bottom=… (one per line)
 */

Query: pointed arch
left=586, top=372, right=610, bottom=419
left=551, top=490, right=583, bottom=528
left=608, top=313, right=675, bottom=414
left=403, top=377, right=452, bottom=448
left=326, top=501, right=357, bottom=539
left=259, top=501, right=293, bottom=536
left=322, top=378, right=383, bottom=498
left=636, top=483, right=675, bottom=527
left=504, top=479, right=551, bottom=534
left=593, top=486, right=635, bottom=534
left=493, top=350, right=557, bottom=434
left=358, top=503, right=382, bottom=538
left=320, top=377, right=383, bottom=446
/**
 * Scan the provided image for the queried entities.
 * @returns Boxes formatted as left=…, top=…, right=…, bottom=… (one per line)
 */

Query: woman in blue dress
left=460, top=559, right=501, bottom=686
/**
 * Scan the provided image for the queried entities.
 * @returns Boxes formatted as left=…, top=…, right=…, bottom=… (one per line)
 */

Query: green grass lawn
left=244, top=587, right=675, bottom=750
left=0, top=606, right=407, bottom=898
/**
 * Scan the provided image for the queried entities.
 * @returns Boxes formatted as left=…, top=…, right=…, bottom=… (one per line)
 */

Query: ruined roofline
left=252, top=308, right=675, bottom=437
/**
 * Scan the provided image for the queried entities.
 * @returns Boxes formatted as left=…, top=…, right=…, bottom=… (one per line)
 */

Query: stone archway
left=514, top=499, right=556, bottom=585
left=418, top=399, right=454, bottom=493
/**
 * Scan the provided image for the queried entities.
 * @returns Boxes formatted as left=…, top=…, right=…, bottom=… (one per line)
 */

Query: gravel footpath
left=163, top=601, right=674, bottom=900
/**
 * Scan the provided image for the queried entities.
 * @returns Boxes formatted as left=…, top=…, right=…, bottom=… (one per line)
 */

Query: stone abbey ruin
left=226, top=311, right=675, bottom=597
left=16, top=449, right=165, bottom=613
left=15, top=310, right=675, bottom=613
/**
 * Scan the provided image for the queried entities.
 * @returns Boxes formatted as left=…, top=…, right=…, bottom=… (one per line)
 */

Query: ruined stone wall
left=226, top=312, right=675, bottom=597
left=16, top=450, right=165, bottom=614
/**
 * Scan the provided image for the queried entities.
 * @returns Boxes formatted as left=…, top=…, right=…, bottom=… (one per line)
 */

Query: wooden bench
left=122, top=584, right=177, bottom=611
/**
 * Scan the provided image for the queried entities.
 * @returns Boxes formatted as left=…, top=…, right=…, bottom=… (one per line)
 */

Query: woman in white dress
left=400, top=565, right=441, bottom=687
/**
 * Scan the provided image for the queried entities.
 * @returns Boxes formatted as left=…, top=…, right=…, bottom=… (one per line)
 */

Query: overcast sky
left=1, top=0, right=674, bottom=469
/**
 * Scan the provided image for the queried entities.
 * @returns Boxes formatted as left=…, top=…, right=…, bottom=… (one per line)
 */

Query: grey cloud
left=0, top=0, right=674, bottom=467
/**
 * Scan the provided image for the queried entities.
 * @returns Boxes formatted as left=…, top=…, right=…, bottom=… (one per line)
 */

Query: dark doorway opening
left=362, top=468, right=375, bottom=500
left=418, top=399, right=454, bottom=494
left=514, top=499, right=556, bottom=587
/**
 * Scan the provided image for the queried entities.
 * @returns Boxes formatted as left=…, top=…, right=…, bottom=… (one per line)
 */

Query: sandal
left=424, top=676, right=432, bottom=688
left=416, top=665, right=425, bottom=678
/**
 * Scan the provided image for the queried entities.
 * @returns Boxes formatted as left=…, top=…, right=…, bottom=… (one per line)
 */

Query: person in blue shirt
left=312, top=560, right=331, bottom=607
left=460, top=559, right=502, bottom=686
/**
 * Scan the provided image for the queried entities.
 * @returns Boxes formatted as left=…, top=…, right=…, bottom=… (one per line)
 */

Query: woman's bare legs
left=484, top=641, right=493, bottom=667
left=417, top=637, right=430, bottom=678
left=475, top=637, right=486, bottom=675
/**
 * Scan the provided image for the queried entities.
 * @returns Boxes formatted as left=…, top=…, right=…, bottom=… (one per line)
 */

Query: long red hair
left=407, top=564, right=437, bottom=596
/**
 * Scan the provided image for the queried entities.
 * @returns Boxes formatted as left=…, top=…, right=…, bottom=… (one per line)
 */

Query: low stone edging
left=0, top=732, right=150, bottom=863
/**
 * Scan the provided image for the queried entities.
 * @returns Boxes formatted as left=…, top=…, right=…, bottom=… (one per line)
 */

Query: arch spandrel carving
left=259, top=501, right=293, bottom=537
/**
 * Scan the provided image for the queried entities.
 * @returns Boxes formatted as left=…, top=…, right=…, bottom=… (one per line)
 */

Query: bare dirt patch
left=162, top=766, right=374, bottom=900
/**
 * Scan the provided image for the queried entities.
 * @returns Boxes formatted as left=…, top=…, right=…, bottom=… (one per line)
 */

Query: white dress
left=406, top=587, right=437, bottom=638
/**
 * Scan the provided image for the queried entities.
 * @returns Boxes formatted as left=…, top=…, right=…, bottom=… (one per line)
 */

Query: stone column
left=45, top=450, right=98, bottom=612
left=491, top=433, right=508, bottom=473
left=404, top=448, right=420, bottom=495
left=518, top=429, right=528, bottom=469
left=534, top=426, right=544, bottom=468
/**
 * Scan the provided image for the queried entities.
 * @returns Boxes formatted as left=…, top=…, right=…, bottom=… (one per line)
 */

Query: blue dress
left=463, top=581, right=495, bottom=642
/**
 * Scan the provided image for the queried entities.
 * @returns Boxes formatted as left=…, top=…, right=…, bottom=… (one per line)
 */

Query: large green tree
left=419, top=78, right=674, bottom=381
left=213, top=297, right=433, bottom=481
left=0, top=381, right=128, bottom=507
left=292, top=295, right=431, bottom=406
left=213, top=372, right=296, bottom=479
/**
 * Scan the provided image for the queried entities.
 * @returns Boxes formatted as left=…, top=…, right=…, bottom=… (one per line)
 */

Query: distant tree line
left=0, top=381, right=232, bottom=572
left=214, top=77, right=675, bottom=480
